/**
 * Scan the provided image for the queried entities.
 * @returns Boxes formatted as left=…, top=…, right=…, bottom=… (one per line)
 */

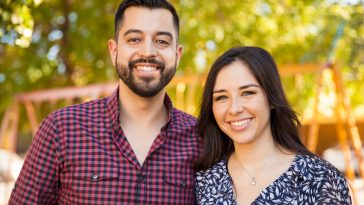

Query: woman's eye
left=242, top=91, right=255, bottom=96
left=215, top=96, right=227, bottom=101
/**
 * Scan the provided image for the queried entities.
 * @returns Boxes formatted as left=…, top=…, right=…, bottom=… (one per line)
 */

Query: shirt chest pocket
left=66, top=163, right=119, bottom=201
left=163, top=164, right=194, bottom=189
left=73, top=164, right=119, bottom=182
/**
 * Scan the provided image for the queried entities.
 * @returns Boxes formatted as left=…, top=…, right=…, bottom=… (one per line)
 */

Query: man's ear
left=108, top=39, right=118, bottom=66
left=175, top=45, right=183, bottom=67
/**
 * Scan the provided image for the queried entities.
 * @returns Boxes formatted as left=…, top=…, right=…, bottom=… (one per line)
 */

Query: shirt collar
left=106, top=86, right=174, bottom=130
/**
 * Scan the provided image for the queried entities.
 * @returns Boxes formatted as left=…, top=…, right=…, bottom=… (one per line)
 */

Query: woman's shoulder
left=292, top=154, right=352, bottom=204
left=196, top=157, right=228, bottom=183
left=195, top=157, right=235, bottom=203
left=294, top=153, right=345, bottom=180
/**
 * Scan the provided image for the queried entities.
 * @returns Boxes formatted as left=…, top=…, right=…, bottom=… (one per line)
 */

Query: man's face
left=108, top=6, right=182, bottom=97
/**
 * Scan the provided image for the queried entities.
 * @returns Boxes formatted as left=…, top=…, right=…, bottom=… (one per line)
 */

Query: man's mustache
left=129, top=58, right=165, bottom=69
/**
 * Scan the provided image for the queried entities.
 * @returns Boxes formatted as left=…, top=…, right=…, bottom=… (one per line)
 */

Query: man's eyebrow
left=124, top=29, right=143, bottom=36
left=156, top=31, right=173, bottom=39
left=123, top=30, right=173, bottom=39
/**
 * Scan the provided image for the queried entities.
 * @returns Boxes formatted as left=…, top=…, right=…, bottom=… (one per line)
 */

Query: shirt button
left=91, top=174, right=98, bottom=181
left=181, top=180, right=187, bottom=187
left=138, top=173, right=146, bottom=182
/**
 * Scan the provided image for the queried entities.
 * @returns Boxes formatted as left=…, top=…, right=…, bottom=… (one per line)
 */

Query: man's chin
left=133, top=88, right=161, bottom=98
left=131, top=78, right=158, bottom=88
left=126, top=80, right=162, bottom=97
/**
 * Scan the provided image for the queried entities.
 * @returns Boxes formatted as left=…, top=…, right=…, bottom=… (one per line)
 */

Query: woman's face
left=212, top=60, right=272, bottom=146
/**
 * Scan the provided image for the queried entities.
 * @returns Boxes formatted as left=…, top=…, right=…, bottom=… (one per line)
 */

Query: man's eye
left=156, top=40, right=170, bottom=46
left=128, top=38, right=141, bottom=44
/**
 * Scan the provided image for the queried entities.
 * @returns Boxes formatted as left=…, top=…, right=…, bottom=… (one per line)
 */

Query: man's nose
left=139, top=39, right=157, bottom=58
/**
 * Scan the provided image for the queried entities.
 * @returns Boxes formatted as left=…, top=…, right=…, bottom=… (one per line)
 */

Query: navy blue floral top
left=195, top=154, right=352, bottom=204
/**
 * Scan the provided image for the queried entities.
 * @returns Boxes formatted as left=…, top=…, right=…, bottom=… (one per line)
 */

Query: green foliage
left=0, top=0, right=364, bottom=120
left=0, top=0, right=39, bottom=47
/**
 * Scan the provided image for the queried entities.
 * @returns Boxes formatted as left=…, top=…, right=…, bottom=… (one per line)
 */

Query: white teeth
left=136, top=66, right=157, bottom=71
left=231, top=119, right=251, bottom=127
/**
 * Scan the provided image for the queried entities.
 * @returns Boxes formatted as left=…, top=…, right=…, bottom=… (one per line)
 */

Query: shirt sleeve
left=8, top=113, right=60, bottom=205
left=316, top=174, right=352, bottom=205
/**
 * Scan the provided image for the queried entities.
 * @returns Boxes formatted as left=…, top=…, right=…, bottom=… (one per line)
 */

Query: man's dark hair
left=114, top=0, right=179, bottom=41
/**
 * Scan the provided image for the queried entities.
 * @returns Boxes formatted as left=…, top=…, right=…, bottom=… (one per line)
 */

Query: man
left=9, top=0, right=202, bottom=204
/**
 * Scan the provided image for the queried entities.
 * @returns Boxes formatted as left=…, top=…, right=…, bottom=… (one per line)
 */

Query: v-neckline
left=224, top=154, right=299, bottom=204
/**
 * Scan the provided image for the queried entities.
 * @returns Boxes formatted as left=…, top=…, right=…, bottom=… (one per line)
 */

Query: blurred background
left=1, top=0, right=364, bottom=204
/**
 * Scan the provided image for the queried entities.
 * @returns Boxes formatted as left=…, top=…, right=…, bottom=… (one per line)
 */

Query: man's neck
left=117, top=81, right=169, bottom=165
left=117, top=81, right=168, bottom=126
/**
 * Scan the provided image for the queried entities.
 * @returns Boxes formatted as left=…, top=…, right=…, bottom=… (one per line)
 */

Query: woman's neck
left=232, top=136, right=277, bottom=166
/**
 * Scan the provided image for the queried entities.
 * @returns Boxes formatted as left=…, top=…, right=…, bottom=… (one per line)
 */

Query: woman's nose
left=229, top=98, right=244, bottom=115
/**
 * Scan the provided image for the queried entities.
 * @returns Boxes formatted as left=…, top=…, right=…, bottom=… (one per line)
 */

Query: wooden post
left=305, top=64, right=358, bottom=180
left=331, top=65, right=364, bottom=179
left=24, top=101, right=39, bottom=135
left=0, top=107, right=12, bottom=148
left=8, top=102, right=20, bottom=153
left=307, top=66, right=325, bottom=152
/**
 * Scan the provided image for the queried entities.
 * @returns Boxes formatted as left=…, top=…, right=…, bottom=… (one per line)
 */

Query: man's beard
left=115, top=57, right=176, bottom=97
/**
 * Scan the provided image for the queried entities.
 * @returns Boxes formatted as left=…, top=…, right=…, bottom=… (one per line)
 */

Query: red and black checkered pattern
left=9, top=87, right=202, bottom=205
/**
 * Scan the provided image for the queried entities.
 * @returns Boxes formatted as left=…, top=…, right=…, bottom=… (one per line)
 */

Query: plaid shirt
left=9, top=87, right=202, bottom=205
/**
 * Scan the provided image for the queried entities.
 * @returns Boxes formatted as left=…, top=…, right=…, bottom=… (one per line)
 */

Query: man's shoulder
left=50, top=96, right=109, bottom=120
left=169, top=108, right=201, bottom=144
left=172, top=108, right=197, bottom=126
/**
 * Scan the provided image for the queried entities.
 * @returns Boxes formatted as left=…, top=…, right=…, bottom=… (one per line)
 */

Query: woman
left=195, top=46, right=351, bottom=204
